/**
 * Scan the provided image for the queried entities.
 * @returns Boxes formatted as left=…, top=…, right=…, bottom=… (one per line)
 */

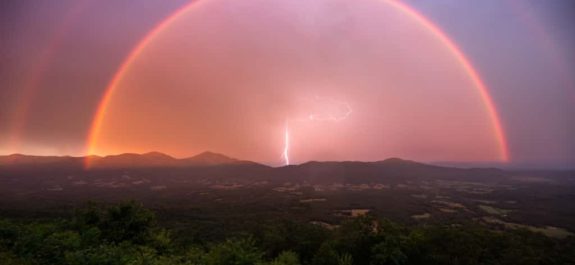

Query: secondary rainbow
left=86, top=0, right=510, bottom=165
left=5, top=1, right=90, bottom=154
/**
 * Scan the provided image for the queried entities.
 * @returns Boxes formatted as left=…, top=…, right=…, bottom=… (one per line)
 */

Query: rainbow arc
left=85, top=0, right=510, bottom=166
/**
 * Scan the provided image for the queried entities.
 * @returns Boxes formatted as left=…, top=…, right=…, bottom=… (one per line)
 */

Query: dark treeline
left=1, top=202, right=574, bottom=265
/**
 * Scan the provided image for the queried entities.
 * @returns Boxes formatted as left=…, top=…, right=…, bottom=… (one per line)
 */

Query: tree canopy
left=0, top=202, right=573, bottom=265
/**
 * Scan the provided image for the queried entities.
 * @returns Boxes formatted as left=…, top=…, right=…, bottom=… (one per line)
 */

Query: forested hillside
left=1, top=202, right=573, bottom=265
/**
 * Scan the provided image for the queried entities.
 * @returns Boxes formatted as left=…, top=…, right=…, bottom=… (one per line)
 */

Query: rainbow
left=85, top=0, right=510, bottom=165
left=385, top=0, right=510, bottom=162
left=4, top=1, right=90, bottom=154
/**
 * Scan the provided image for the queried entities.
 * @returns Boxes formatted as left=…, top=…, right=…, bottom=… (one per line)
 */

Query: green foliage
left=0, top=251, right=28, bottom=265
left=311, top=241, right=340, bottom=265
left=337, top=253, right=354, bottom=265
left=260, top=220, right=328, bottom=262
left=184, top=246, right=209, bottom=264
left=0, top=202, right=573, bottom=265
left=0, top=219, right=20, bottom=248
left=333, top=216, right=379, bottom=264
left=37, top=230, right=81, bottom=264
left=268, top=251, right=300, bottom=265
left=73, top=201, right=157, bottom=244
left=371, top=239, right=407, bottom=265
left=205, top=237, right=263, bottom=265
left=64, top=243, right=134, bottom=265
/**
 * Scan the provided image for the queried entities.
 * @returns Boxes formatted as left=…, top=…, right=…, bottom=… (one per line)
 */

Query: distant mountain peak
left=0, top=153, right=78, bottom=166
left=381, top=157, right=405, bottom=162
left=183, top=151, right=241, bottom=166
left=195, top=151, right=226, bottom=157
left=142, top=151, right=174, bottom=159
left=376, top=157, right=432, bottom=167
left=379, top=157, right=415, bottom=164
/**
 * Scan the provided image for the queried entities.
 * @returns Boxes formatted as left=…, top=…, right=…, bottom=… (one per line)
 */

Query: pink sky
left=92, top=0, right=500, bottom=165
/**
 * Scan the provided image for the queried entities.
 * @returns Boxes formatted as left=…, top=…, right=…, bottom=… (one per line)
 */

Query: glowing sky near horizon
left=89, top=0, right=503, bottom=164
left=0, top=0, right=574, bottom=167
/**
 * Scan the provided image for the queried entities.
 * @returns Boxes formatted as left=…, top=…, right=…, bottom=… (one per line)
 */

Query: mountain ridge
left=0, top=152, right=503, bottom=173
left=0, top=151, right=260, bottom=168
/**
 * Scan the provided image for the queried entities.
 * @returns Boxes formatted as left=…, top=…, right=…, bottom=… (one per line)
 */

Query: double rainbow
left=86, top=0, right=510, bottom=163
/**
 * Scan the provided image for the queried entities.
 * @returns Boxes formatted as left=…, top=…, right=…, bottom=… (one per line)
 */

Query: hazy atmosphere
left=1, top=0, right=574, bottom=167
left=1, top=1, right=575, bottom=264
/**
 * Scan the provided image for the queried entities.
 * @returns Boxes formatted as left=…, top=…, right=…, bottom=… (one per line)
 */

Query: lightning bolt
left=281, top=96, right=352, bottom=165
left=282, top=121, right=290, bottom=166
